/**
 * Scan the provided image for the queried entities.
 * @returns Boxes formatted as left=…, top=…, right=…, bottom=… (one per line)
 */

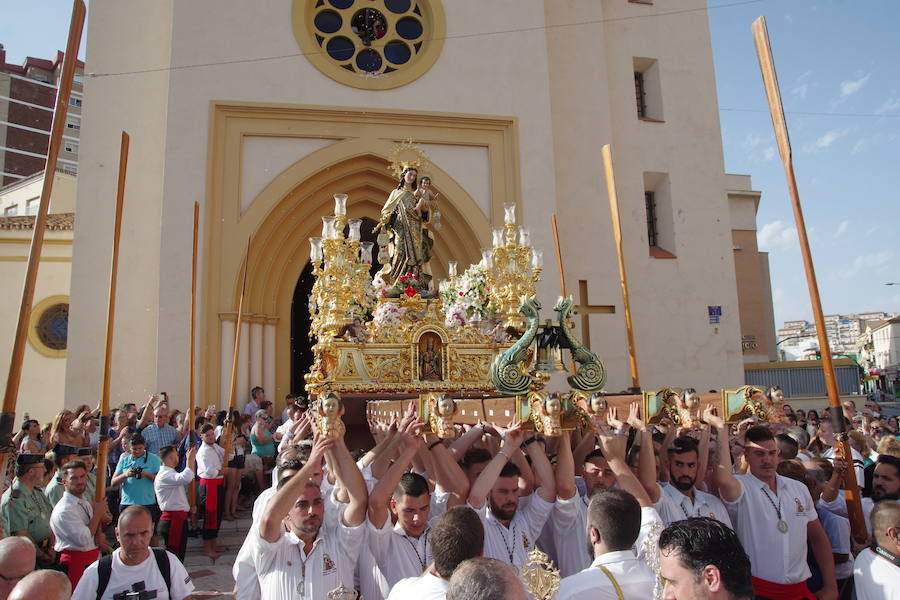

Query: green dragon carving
left=554, top=295, right=607, bottom=392
left=490, top=296, right=541, bottom=395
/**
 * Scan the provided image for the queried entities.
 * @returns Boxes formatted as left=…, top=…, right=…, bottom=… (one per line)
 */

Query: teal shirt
left=115, top=452, right=161, bottom=506
left=250, top=431, right=276, bottom=457
left=1, top=479, right=53, bottom=544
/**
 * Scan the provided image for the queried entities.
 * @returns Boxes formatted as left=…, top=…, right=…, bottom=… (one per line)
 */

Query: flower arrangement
left=347, top=269, right=377, bottom=320
left=372, top=301, right=405, bottom=328
left=380, top=272, right=431, bottom=298
left=440, top=263, right=495, bottom=327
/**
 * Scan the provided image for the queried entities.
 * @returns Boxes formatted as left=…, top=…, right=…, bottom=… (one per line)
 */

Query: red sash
left=751, top=576, right=814, bottom=600
left=200, top=477, right=223, bottom=530
left=60, top=548, right=100, bottom=588
left=160, top=510, right=189, bottom=548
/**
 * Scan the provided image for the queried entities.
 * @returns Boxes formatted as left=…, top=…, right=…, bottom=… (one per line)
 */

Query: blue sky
left=2, top=0, right=897, bottom=328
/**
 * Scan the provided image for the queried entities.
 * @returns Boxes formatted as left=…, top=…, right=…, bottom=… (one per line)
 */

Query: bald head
left=8, top=570, right=70, bottom=600
left=446, top=557, right=528, bottom=600
left=0, top=537, right=36, bottom=600
left=871, top=500, right=900, bottom=549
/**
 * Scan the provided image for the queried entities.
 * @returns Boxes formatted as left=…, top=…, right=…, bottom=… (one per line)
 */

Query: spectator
left=0, top=537, right=36, bottom=600
left=445, top=557, right=528, bottom=600
left=853, top=500, right=900, bottom=600
left=110, top=433, right=161, bottom=544
left=8, top=571, right=70, bottom=600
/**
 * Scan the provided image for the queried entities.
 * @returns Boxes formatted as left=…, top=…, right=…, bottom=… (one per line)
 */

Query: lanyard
left=759, top=487, right=787, bottom=532
left=595, top=564, right=625, bottom=600
left=493, top=520, right=517, bottom=565
left=295, top=538, right=322, bottom=598
left=402, top=531, right=429, bottom=571
left=872, top=544, right=900, bottom=568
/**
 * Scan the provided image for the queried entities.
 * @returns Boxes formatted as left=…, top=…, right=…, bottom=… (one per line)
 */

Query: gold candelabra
left=308, top=194, right=374, bottom=350
left=484, top=203, right=543, bottom=328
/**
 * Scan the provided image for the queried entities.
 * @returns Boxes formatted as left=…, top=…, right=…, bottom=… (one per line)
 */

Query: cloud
left=758, top=220, right=797, bottom=251
left=839, top=250, right=894, bottom=280
left=802, top=128, right=850, bottom=153
left=744, top=133, right=765, bottom=148
left=876, top=95, right=900, bottom=114
left=840, top=73, right=871, bottom=97
left=763, top=146, right=776, bottom=161
left=835, top=220, right=849, bottom=237
left=791, top=70, right=813, bottom=99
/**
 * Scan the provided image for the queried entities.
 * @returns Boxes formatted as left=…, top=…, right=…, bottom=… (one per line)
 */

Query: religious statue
left=338, top=317, right=368, bottom=344
left=316, top=391, right=346, bottom=439
left=521, top=547, right=560, bottom=600
left=529, top=392, right=564, bottom=437
left=374, top=165, right=434, bottom=288
left=675, top=388, right=702, bottom=429
left=429, top=393, right=458, bottom=439
left=588, top=392, right=608, bottom=416
left=419, top=336, right=442, bottom=381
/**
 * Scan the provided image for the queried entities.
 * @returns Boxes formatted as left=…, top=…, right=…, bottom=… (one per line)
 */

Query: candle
left=309, top=237, right=323, bottom=262
left=333, top=193, right=348, bottom=216
left=504, top=203, right=516, bottom=225
left=448, top=261, right=458, bottom=278
left=492, top=227, right=504, bottom=249
left=348, top=219, right=362, bottom=242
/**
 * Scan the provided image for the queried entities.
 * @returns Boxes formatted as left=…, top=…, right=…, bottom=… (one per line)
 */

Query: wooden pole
left=222, top=239, right=251, bottom=458
left=601, top=145, right=640, bottom=390
left=0, top=0, right=86, bottom=480
left=188, top=202, right=199, bottom=508
left=550, top=215, right=567, bottom=298
left=95, top=132, right=130, bottom=501
left=752, top=16, right=866, bottom=541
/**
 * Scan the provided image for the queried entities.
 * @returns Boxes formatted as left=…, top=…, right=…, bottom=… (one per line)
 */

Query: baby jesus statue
left=316, top=391, right=346, bottom=439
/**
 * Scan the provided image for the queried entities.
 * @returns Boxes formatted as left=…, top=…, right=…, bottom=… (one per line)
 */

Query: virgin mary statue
left=375, top=165, right=434, bottom=286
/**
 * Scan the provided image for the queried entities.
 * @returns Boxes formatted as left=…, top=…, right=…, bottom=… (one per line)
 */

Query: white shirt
left=816, top=507, right=853, bottom=579
left=72, top=549, right=194, bottom=600
left=654, top=482, right=732, bottom=528
left=50, top=491, right=96, bottom=552
left=387, top=572, right=448, bottom=600
left=153, top=465, right=194, bottom=512
left=197, top=442, right=226, bottom=479
left=818, top=491, right=876, bottom=537
left=276, top=419, right=294, bottom=452
left=244, top=399, right=260, bottom=416
left=251, top=519, right=365, bottom=599
left=557, top=550, right=655, bottom=600
left=368, top=518, right=433, bottom=588
left=723, top=472, right=817, bottom=584
left=853, top=547, right=900, bottom=600
left=471, top=491, right=554, bottom=569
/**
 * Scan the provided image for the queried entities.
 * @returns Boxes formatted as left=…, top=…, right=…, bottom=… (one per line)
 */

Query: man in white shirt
left=252, top=433, right=367, bottom=599
left=446, top=557, right=528, bottom=600
left=197, top=423, right=230, bottom=560
left=467, top=422, right=556, bottom=572
left=706, top=408, right=838, bottom=600
left=854, top=500, right=900, bottom=600
left=657, top=517, right=754, bottom=600
left=387, top=506, right=485, bottom=599
left=72, top=505, right=194, bottom=600
left=49, top=460, right=110, bottom=589
left=154, top=444, right=197, bottom=561
left=641, top=432, right=732, bottom=528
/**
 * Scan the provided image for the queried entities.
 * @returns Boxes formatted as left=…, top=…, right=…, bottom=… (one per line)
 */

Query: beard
left=671, top=475, right=695, bottom=492
left=489, top=498, right=518, bottom=522
left=872, top=485, right=899, bottom=501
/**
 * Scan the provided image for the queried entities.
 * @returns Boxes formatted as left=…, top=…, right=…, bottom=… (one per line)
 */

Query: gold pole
left=188, top=202, right=199, bottom=509
left=752, top=15, right=865, bottom=541
left=95, top=132, right=130, bottom=501
left=550, top=215, right=567, bottom=298
left=222, top=238, right=251, bottom=458
left=601, top=145, right=640, bottom=390
left=0, top=0, right=86, bottom=482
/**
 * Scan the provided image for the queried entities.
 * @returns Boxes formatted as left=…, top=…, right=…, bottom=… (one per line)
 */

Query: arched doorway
left=290, top=217, right=383, bottom=393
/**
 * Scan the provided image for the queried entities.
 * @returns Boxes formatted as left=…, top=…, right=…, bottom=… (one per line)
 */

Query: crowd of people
left=0, top=387, right=898, bottom=600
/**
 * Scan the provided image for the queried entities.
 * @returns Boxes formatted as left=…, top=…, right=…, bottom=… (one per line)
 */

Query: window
left=633, top=57, right=664, bottom=121
left=68, top=97, right=82, bottom=107
left=64, top=142, right=78, bottom=154
left=643, top=172, right=675, bottom=258
left=4, top=205, right=18, bottom=216
left=26, top=197, right=39, bottom=216
left=66, top=119, right=80, bottom=130
left=74, top=74, right=84, bottom=85
left=61, top=165, right=77, bottom=175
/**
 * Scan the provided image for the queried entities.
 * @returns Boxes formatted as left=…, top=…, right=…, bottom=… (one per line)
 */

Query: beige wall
left=0, top=171, right=77, bottom=215
left=67, top=0, right=750, bottom=409
left=0, top=230, right=71, bottom=426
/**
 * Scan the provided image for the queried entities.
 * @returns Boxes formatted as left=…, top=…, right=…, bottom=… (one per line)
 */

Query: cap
left=54, top=444, right=79, bottom=457
left=16, top=454, right=44, bottom=466
left=76, top=447, right=93, bottom=456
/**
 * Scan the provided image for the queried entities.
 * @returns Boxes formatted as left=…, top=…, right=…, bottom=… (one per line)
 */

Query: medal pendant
left=297, top=580, right=305, bottom=597
left=777, top=519, right=788, bottom=533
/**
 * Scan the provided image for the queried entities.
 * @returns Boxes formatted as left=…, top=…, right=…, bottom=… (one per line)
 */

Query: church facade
left=61, top=0, right=767, bottom=411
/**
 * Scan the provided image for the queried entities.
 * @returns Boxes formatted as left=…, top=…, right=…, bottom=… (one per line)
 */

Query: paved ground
left=184, top=514, right=251, bottom=597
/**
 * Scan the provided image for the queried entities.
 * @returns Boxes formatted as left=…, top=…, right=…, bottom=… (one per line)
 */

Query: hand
left=831, top=456, right=848, bottom=476
left=815, top=585, right=839, bottom=600
left=626, top=401, right=646, bottom=432
left=309, top=434, right=337, bottom=464
left=187, top=445, right=198, bottom=459
left=92, top=499, right=108, bottom=516
left=702, top=405, right=725, bottom=429
left=737, top=418, right=756, bottom=434
left=594, top=420, right=628, bottom=463
left=501, top=421, right=527, bottom=449
left=606, top=407, right=625, bottom=432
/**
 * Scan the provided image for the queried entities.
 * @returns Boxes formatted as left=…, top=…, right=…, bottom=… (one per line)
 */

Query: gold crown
left=327, top=584, right=359, bottom=600
left=388, top=139, right=429, bottom=179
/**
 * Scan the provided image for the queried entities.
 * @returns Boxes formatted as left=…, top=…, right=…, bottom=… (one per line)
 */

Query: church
left=42, top=0, right=776, bottom=416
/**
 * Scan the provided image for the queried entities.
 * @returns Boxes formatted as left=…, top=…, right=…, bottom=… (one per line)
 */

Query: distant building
left=777, top=312, right=895, bottom=359
left=0, top=44, right=83, bottom=188
left=857, top=316, right=900, bottom=399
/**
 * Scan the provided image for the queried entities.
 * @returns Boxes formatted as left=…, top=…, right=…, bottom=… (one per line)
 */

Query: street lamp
left=885, top=282, right=898, bottom=286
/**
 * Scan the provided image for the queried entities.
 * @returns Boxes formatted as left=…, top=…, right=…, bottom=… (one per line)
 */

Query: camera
left=113, top=581, right=157, bottom=600
left=130, top=466, right=143, bottom=479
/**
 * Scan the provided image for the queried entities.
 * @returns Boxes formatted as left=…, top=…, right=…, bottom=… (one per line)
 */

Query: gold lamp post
left=485, top=203, right=543, bottom=328
left=308, top=194, right=373, bottom=350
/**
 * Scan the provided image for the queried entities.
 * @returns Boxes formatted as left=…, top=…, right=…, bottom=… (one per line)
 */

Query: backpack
left=95, top=548, right=171, bottom=600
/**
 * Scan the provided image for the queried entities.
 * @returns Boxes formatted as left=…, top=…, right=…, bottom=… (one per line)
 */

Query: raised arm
left=468, top=423, right=526, bottom=509
left=260, top=436, right=333, bottom=541
left=524, top=436, right=556, bottom=503
left=448, top=423, right=486, bottom=461
left=556, top=430, right=576, bottom=501
left=595, top=422, right=652, bottom=507
left=327, top=435, right=368, bottom=527
left=627, top=402, right=660, bottom=503
left=368, top=422, right=419, bottom=528
left=136, top=396, right=157, bottom=430
left=425, top=434, right=470, bottom=507
left=572, top=426, right=597, bottom=478
left=695, top=422, right=710, bottom=491
left=702, top=406, right=741, bottom=502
